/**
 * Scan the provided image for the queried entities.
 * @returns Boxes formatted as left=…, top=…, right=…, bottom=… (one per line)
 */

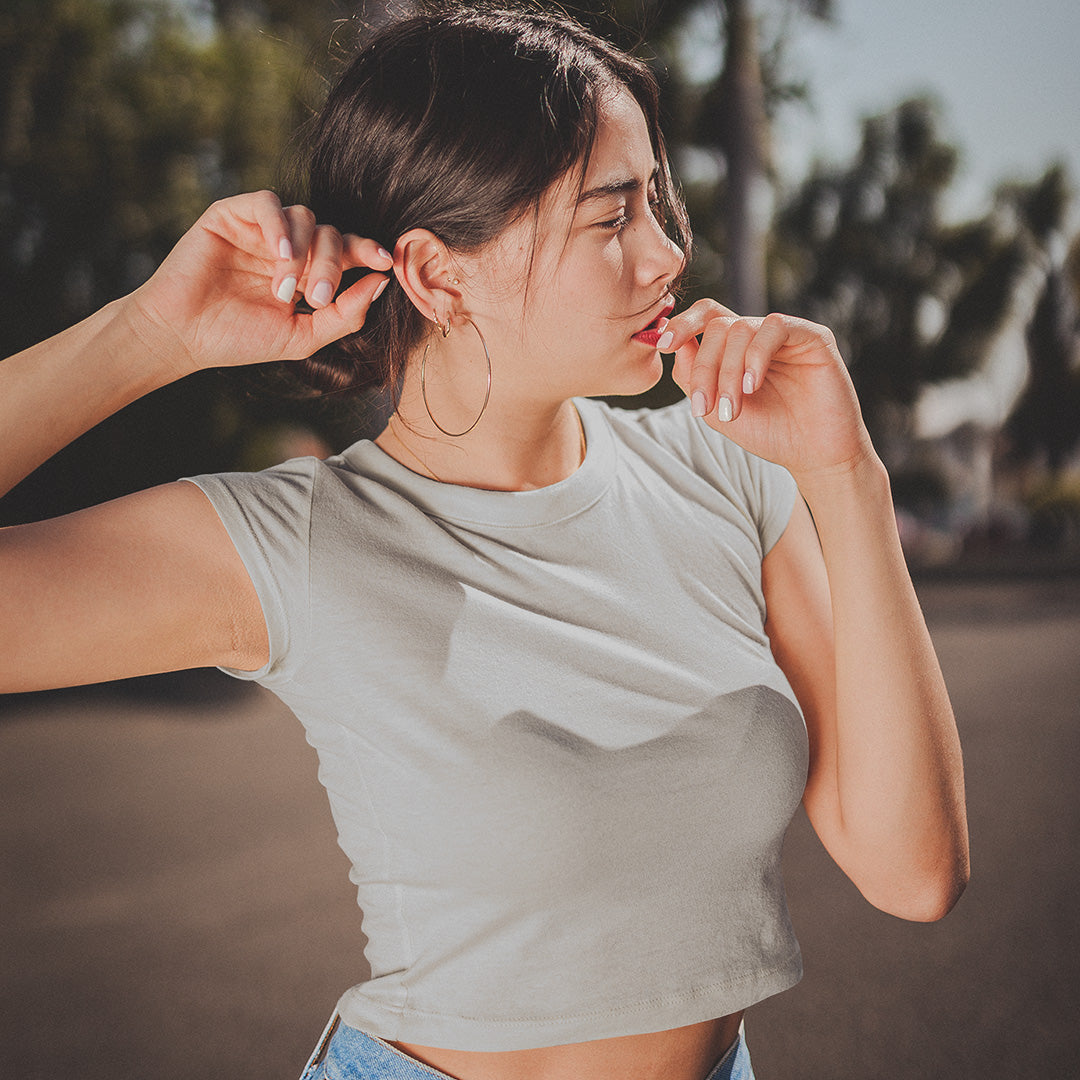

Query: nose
left=637, top=213, right=684, bottom=291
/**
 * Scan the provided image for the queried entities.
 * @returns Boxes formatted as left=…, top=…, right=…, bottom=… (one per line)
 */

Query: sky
left=769, top=0, right=1080, bottom=222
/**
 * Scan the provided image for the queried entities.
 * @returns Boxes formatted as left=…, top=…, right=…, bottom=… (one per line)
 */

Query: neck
left=376, top=386, right=586, bottom=492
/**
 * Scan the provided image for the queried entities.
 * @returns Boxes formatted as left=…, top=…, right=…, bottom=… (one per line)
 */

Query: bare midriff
left=389, top=1011, right=744, bottom=1080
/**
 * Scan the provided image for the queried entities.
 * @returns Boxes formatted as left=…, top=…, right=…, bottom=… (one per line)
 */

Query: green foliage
left=1007, top=258, right=1080, bottom=474
left=774, top=91, right=1080, bottom=496
left=772, top=99, right=959, bottom=425
left=0, top=0, right=332, bottom=353
left=0, top=0, right=339, bottom=523
left=3, top=0, right=1077, bottom=528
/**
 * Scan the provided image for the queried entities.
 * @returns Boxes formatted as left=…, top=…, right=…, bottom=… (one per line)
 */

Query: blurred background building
left=2, top=0, right=1078, bottom=568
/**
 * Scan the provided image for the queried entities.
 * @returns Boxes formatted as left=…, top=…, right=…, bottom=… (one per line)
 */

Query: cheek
left=563, top=245, right=627, bottom=325
left=593, top=238, right=626, bottom=283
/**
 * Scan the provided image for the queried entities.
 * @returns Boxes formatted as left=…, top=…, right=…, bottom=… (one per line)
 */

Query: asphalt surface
left=1, top=576, right=1078, bottom=1079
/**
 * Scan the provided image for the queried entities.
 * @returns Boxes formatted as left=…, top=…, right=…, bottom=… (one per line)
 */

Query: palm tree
left=567, top=0, right=833, bottom=314
left=687, top=0, right=833, bottom=314
left=1004, top=167, right=1080, bottom=478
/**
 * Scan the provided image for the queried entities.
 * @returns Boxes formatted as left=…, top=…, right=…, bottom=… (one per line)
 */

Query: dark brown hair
left=295, top=3, right=690, bottom=398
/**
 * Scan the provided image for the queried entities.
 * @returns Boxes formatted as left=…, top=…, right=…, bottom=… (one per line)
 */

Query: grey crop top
left=184, top=397, right=808, bottom=1051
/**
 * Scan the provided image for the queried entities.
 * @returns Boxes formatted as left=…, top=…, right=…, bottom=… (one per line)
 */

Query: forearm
left=0, top=295, right=177, bottom=499
left=797, top=455, right=969, bottom=919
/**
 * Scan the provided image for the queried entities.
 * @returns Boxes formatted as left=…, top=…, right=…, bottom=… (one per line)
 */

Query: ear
left=393, top=228, right=463, bottom=332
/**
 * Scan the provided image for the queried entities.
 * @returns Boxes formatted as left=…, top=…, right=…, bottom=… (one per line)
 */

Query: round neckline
left=340, top=398, right=615, bottom=528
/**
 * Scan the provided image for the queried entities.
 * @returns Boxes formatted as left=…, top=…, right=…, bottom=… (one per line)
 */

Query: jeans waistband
left=300, top=1014, right=754, bottom=1080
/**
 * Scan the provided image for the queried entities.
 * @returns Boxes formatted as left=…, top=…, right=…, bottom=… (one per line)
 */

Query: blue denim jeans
left=298, top=1013, right=755, bottom=1080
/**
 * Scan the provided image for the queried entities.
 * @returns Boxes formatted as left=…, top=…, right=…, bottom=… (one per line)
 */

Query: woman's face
left=459, top=87, right=684, bottom=405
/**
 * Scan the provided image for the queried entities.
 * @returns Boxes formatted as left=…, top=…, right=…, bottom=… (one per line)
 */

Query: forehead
left=584, top=87, right=655, bottom=187
left=541, top=87, right=655, bottom=218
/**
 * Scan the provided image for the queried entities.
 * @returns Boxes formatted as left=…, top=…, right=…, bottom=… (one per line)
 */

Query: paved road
left=2, top=577, right=1078, bottom=1079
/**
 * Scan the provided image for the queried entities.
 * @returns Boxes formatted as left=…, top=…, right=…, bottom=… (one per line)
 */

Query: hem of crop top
left=333, top=954, right=802, bottom=1052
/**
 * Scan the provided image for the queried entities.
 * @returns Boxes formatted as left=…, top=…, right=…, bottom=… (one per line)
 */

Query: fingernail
left=743, top=371, right=755, bottom=395
left=278, top=237, right=292, bottom=261
left=311, top=279, right=334, bottom=307
left=371, top=276, right=389, bottom=301
left=275, top=275, right=296, bottom=303
left=691, top=390, right=707, bottom=418
left=657, top=330, right=674, bottom=351
left=717, top=396, right=733, bottom=423
left=377, top=247, right=392, bottom=264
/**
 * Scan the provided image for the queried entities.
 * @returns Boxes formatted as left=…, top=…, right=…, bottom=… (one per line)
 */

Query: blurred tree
left=703, top=0, right=772, bottom=314
left=692, top=0, right=826, bottom=314
left=908, top=165, right=1078, bottom=538
left=5, top=0, right=1076, bottom=549
left=560, top=0, right=834, bottom=416
left=679, top=0, right=832, bottom=314
left=1004, top=166, right=1080, bottom=477
left=561, top=1, right=833, bottom=315
left=0, top=0, right=342, bottom=523
left=772, top=97, right=962, bottom=451
left=0, top=0, right=343, bottom=355
left=775, top=102, right=1079, bottom=547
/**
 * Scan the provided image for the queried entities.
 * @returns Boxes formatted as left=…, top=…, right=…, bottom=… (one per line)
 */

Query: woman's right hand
left=125, top=190, right=393, bottom=379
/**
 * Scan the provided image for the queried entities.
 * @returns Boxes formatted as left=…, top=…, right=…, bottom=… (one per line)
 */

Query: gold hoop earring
left=431, top=309, right=451, bottom=338
left=421, top=317, right=492, bottom=438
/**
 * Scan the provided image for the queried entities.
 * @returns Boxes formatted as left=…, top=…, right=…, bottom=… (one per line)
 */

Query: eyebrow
left=577, top=164, right=659, bottom=205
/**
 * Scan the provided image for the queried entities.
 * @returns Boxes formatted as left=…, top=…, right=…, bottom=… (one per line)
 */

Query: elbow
left=865, top=859, right=970, bottom=923
left=888, top=876, right=968, bottom=923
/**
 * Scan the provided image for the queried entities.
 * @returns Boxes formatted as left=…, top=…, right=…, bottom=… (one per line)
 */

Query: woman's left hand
left=665, top=301, right=876, bottom=482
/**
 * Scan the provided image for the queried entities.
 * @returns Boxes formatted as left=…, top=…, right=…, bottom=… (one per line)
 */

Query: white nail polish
left=311, top=280, right=334, bottom=307
left=276, top=275, right=297, bottom=303
left=743, top=371, right=755, bottom=395
left=717, top=396, right=733, bottom=423
left=278, top=237, right=293, bottom=261
left=371, top=276, right=389, bottom=300
left=657, top=330, right=674, bottom=351
left=691, top=390, right=707, bottom=417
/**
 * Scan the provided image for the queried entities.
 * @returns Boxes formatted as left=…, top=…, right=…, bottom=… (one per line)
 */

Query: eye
left=597, top=210, right=631, bottom=232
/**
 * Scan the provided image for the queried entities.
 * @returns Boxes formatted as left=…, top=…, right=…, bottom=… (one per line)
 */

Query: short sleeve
left=697, top=425, right=799, bottom=556
left=181, top=458, right=316, bottom=685
left=740, top=444, right=800, bottom=555
left=624, top=399, right=800, bottom=557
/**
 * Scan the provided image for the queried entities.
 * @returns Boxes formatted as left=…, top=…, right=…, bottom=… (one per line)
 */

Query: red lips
left=632, top=300, right=676, bottom=346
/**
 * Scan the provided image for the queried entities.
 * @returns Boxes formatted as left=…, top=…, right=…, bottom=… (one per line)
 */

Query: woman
left=1, top=7, right=968, bottom=1080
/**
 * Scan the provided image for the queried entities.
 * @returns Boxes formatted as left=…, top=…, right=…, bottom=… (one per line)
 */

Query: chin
left=621, top=349, right=665, bottom=394
left=576, top=346, right=664, bottom=399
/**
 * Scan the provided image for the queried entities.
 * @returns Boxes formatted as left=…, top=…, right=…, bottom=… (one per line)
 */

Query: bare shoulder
left=0, top=481, right=268, bottom=693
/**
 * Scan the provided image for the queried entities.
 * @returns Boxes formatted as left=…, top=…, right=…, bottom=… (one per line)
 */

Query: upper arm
left=0, top=481, right=269, bottom=693
left=761, top=496, right=842, bottom=838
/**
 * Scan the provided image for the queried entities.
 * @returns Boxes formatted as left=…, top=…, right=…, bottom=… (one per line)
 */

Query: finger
left=716, top=317, right=760, bottom=421
left=669, top=335, right=698, bottom=392
left=273, top=204, right=318, bottom=304
left=687, top=319, right=729, bottom=418
left=342, top=234, right=395, bottom=272
left=661, top=298, right=739, bottom=354
left=230, top=190, right=292, bottom=263
left=742, top=312, right=790, bottom=400
left=304, top=270, right=390, bottom=353
left=300, top=225, right=345, bottom=309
